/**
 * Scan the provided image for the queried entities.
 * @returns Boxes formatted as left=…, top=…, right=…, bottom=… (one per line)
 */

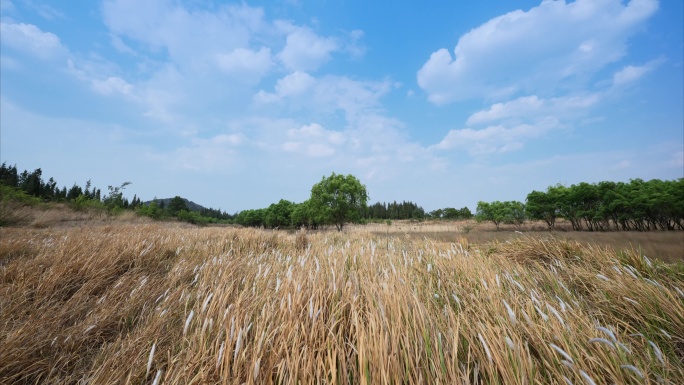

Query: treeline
left=364, top=201, right=425, bottom=220
left=234, top=200, right=474, bottom=230
left=363, top=201, right=473, bottom=220
left=476, top=179, right=684, bottom=231
left=0, top=163, right=232, bottom=225
left=526, top=179, right=684, bottom=231
left=0, top=162, right=141, bottom=210
left=362, top=201, right=473, bottom=220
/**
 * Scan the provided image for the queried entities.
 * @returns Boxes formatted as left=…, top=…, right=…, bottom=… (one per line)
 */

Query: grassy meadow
left=1, top=219, right=683, bottom=384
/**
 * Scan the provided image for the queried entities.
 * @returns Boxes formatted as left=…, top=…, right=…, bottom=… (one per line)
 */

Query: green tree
left=502, top=201, right=526, bottom=228
left=265, top=199, right=295, bottom=228
left=476, top=201, right=524, bottom=230
left=103, top=182, right=131, bottom=211
left=168, top=196, right=189, bottom=217
left=309, top=173, right=368, bottom=231
left=526, top=190, right=557, bottom=229
left=138, top=201, right=162, bottom=219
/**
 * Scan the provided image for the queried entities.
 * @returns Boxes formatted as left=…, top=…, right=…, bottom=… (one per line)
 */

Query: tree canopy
left=309, top=173, right=368, bottom=231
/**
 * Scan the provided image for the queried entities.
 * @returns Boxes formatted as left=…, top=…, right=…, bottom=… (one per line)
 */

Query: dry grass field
left=356, top=220, right=684, bottom=264
left=1, top=219, right=683, bottom=384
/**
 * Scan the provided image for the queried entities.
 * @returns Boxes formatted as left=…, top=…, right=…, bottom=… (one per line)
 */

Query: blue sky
left=1, top=0, right=682, bottom=213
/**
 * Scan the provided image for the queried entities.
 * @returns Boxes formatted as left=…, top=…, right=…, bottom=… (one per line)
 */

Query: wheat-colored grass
left=1, top=223, right=682, bottom=384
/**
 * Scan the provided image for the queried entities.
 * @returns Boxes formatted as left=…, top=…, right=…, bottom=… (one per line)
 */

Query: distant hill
left=144, top=197, right=207, bottom=212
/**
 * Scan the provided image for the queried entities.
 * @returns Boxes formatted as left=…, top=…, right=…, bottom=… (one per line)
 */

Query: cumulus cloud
left=254, top=71, right=316, bottom=103
left=277, top=23, right=338, bottom=72
left=103, top=0, right=266, bottom=67
left=254, top=72, right=391, bottom=122
left=417, top=0, right=659, bottom=104
left=216, top=47, right=272, bottom=81
left=282, top=123, right=345, bottom=158
left=0, top=21, right=66, bottom=59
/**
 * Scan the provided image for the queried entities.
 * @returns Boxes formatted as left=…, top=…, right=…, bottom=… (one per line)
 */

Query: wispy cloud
left=0, top=21, right=67, bottom=60
left=612, top=58, right=665, bottom=86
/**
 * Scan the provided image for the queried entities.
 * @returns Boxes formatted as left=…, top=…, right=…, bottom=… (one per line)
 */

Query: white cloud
left=277, top=24, right=338, bottom=71
left=212, top=134, right=244, bottom=145
left=433, top=118, right=559, bottom=155
left=102, top=0, right=266, bottom=67
left=156, top=132, right=247, bottom=172
left=0, top=21, right=66, bottom=59
left=254, top=73, right=391, bottom=122
left=216, top=47, right=272, bottom=81
left=612, top=58, right=663, bottom=86
left=466, top=94, right=600, bottom=125
left=282, top=123, right=345, bottom=158
left=91, top=76, right=134, bottom=96
left=24, top=1, right=64, bottom=20
left=306, top=143, right=335, bottom=157
left=670, top=151, right=684, bottom=168
left=288, top=123, right=326, bottom=138
left=417, top=0, right=659, bottom=104
left=343, top=29, right=366, bottom=58
left=282, top=141, right=301, bottom=152
left=110, top=34, right=137, bottom=55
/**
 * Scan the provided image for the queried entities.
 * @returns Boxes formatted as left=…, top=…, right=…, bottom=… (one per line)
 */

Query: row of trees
left=361, top=201, right=473, bottom=220
left=0, top=163, right=141, bottom=211
left=476, top=179, right=683, bottom=231
left=0, top=163, right=231, bottom=224
left=236, top=173, right=368, bottom=231
left=5, top=161, right=680, bottom=232
left=364, top=201, right=425, bottom=220
left=427, top=207, right=473, bottom=220
left=525, top=179, right=683, bottom=231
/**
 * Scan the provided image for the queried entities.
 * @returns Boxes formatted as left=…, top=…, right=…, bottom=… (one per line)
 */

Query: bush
left=137, top=201, right=163, bottom=219
left=177, top=210, right=209, bottom=226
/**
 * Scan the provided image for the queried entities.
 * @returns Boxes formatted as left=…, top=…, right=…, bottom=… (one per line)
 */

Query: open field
left=1, top=221, right=683, bottom=384
left=354, top=220, right=684, bottom=264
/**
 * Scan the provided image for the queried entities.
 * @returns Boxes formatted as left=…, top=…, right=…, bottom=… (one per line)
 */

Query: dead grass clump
left=294, top=230, right=308, bottom=251
left=492, top=234, right=586, bottom=264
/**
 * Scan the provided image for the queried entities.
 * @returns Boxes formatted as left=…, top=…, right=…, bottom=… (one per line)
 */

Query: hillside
left=144, top=197, right=207, bottom=212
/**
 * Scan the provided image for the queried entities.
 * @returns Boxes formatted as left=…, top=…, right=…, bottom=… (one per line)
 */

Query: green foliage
left=265, top=199, right=295, bottom=228
left=525, top=179, right=684, bottom=231
left=0, top=183, right=41, bottom=206
left=476, top=201, right=526, bottom=230
left=235, top=208, right=266, bottom=227
left=309, top=173, right=368, bottom=231
left=176, top=209, right=210, bottom=225
left=72, top=194, right=105, bottom=212
left=365, top=201, right=425, bottom=220
left=427, top=207, right=473, bottom=220
left=167, top=196, right=189, bottom=217
left=525, top=190, right=558, bottom=228
left=138, top=201, right=163, bottom=219
left=103, top=182, right=132, bottom=212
